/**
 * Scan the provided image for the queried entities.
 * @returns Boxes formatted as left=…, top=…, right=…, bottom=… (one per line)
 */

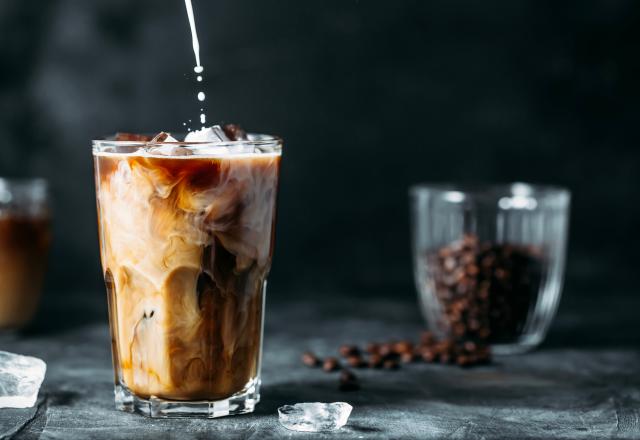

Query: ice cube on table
left=278, top=402, right=353, bottom=432
left=0, top=351, right=46, bottom=409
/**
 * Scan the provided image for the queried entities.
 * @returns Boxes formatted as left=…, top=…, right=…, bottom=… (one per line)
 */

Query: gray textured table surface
left=1, top=294, right=639, bottom=439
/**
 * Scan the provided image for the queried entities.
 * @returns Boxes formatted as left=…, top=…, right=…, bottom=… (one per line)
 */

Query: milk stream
left=184, top=0, right=206, bottom=131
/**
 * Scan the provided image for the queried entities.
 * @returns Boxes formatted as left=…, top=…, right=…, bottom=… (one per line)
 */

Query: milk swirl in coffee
left=94, top=128, right=281, bottom=402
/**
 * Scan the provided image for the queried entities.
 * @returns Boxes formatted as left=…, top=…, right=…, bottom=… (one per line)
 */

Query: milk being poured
left=184, top=0, right=206, bottom=130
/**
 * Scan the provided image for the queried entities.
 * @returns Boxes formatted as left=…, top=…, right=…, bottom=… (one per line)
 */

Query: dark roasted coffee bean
left=456, top=355, right=472, bottom=367
left=378, top=343, right=395, bottom=357
left=301, top=351, right=320, bottom=367
left=466, top=264, right=479, bottom=277
left=383, top=359, right=399, bottom=370
left=346, top=355, right=366, bottom=368
left=393, top=341, right=413, bottom=354
left=368, top=353, right=384, bottom=368
left=400, top=352, right=416, bottom=363
left=453, top=323, right=467, bottom=337
left=339, top=369, right=360, bottom=391
left=439, top=352, right=452, bottom=364
left=339, top=345, right=360, bottom=357
left=444, top=257, right=457, bottom=271
left=221, top=124, right=248, bottom=141
left=463, top=341, right=477, bottom=353
left=420, top=331, right=436, bottom=346
left=323, top=357, right=340, bottom=372
left=421, top=348, right=438, bottom=363
left=365, top=342, right=380, bottom=354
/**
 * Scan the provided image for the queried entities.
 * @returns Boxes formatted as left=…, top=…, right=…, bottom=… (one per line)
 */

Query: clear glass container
left=92, top=135, right=282, bottom=417
left=410, top=183, right=570, bottom=354
left=0, top=178, right=51, bottom=329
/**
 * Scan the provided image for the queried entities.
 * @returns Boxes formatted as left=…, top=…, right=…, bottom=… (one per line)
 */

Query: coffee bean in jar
left=425, top=233, right=543, bottom=345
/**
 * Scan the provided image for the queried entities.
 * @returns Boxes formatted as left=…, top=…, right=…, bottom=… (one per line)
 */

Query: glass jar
left=410, top=183, right=570, bottom=354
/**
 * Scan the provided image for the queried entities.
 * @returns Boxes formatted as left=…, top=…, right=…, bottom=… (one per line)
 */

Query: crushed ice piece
left=184, top=125, right=230, bottom=143
left=278, top=402, right=353, bottom=432
left=0, top=351, right=46, bottom=408
left=146, top=132, right=192, bottom=156
left=150, top=132, right=179, bottom=143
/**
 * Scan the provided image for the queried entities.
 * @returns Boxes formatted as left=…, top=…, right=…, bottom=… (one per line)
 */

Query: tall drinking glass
left=93, top=135, right=281, bottom=417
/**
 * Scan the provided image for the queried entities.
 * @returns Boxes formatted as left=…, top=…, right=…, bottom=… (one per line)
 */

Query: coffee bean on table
left=365, top=342, right=380, bottom=354
left=346, top=355, right=366, bottom=368
left=323, top=357, right=340, bottom=372
left=383, top=359, right=399, bottom=370
left=301, top=351, right=320, bottom=367
left=378, top=343, right=395, bottom=358
left=420, top=346, right=437, bottom=363
left=368, top=353, right=383, bottom=368
left=400, top=352, right=416, bottom=363
left=393, top=341, right=413, bottom=355
left=339, top=344, right=360, bottom=357
left=339, top=370, right=360, bottom=391
left=420, top=331, right=436, bottom=346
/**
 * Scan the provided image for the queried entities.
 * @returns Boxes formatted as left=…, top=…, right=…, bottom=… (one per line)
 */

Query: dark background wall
left=1, top=0, right=638, bottom=304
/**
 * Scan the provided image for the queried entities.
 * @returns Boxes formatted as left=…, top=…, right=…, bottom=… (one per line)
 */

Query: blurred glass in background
left=0, top=178, right=50, bottom=329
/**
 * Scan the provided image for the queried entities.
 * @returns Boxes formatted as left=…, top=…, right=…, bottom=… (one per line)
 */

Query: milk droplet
left=194, top=66, right=204, bottom=74
left=197, top=92, right=205, bottom=101
left=197, top=75, right=203, bottom=82
left=200, top=114, right=206, bottom=124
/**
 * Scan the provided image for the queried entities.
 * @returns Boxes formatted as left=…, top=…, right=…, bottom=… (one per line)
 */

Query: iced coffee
left=93, top=126, right=281, bottom=417
left=0, top=179, right=50, bottom=329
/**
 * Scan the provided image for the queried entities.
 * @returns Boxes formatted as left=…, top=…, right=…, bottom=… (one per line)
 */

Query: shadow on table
left=258, top=360, right=640, bottom=418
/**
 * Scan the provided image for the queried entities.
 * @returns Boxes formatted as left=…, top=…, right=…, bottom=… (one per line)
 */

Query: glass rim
left=92, top=133, right=282, bottom=151
left=409, top=182, right=570, bottom=200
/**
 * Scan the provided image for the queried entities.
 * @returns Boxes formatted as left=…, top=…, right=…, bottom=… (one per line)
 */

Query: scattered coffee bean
left=439, top=352, right=453, bottom=364
left=383, top=359, right=399, bottom=370
left=456, top=355, right=471, bottom=367
left=301, top=351, right=320, bottom=367
left=365, top=342, right=380, bottom=354
left=420, top=331, right=436, bottom=346
left=368, top=353, right=384, bottom=368
left=378, top=343, right=396, bottom=358
left=339, top=369, right=360, bottom=391
left=400, top=352, right=417, bottom=363
left=339, top=344, right=360, bottom=357
left=393, top=341, right=413, bottom=355
left=421, top=347, right=438, bottom=363
left=463, top=341, right=477, bottom=353
left=346, top=355, right=366, bottom=368
left=323, top=357, right=340, bottom=372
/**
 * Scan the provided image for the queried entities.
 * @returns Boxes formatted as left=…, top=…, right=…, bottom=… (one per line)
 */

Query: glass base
left=491, top=333, right=544, bottom=355
left=114, top=380, right=260, bottom=418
